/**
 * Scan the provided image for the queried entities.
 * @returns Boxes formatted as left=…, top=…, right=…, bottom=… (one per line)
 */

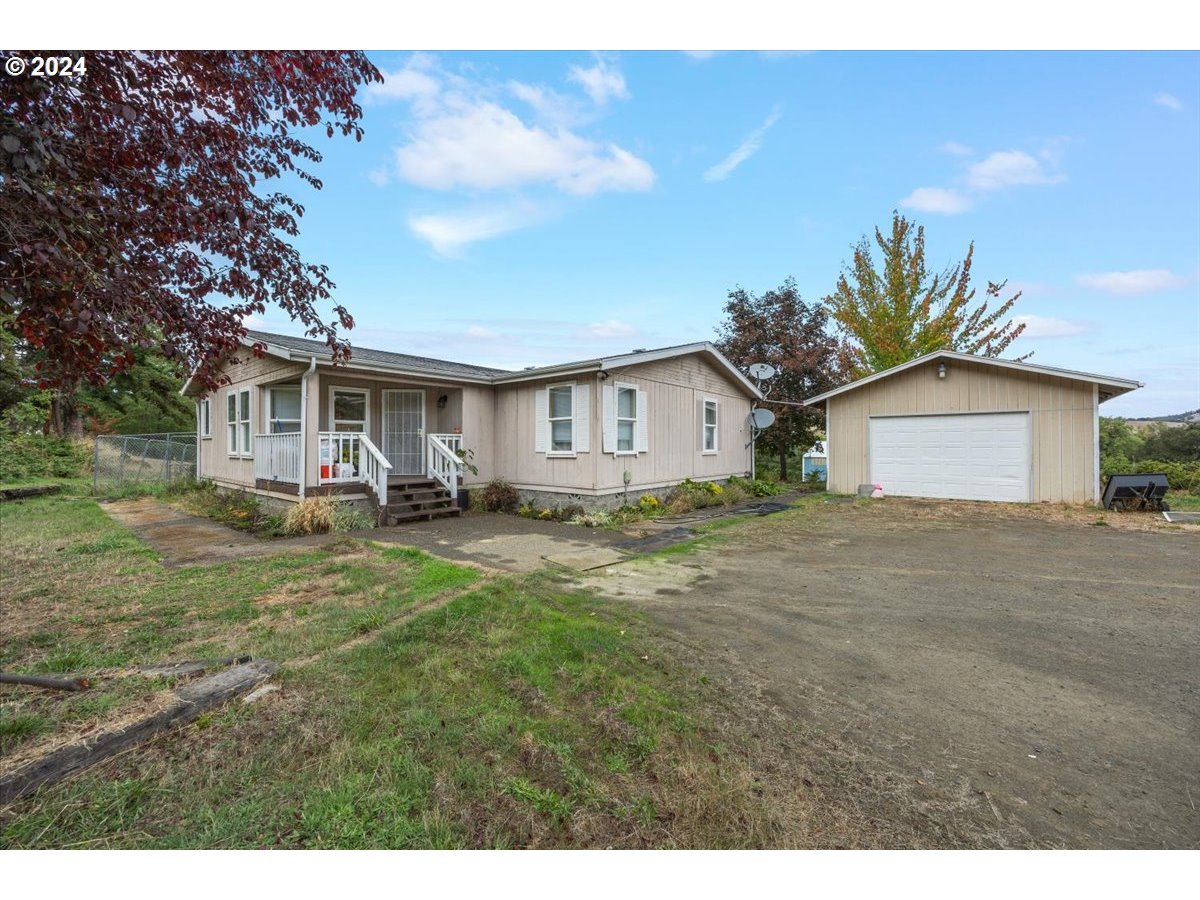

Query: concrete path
left=359, top=512, right=628, bottom=573
left=102, top=498, right=326, bottom=568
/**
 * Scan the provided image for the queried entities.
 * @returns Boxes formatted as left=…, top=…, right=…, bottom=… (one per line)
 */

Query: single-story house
left=182, top=330, right=759, bottom=522
left=803, top=350, right=1142, bottom=504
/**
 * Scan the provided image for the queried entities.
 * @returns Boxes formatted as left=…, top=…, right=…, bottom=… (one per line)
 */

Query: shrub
left=479, top=478, right=520, bottom=513
left=728, top=476, right=783, bottom=498
left=639, top=494, right=660, bottom=513
left=283, top=496, right=336, bottom=535
left=0, top=432, right=89, bottom=483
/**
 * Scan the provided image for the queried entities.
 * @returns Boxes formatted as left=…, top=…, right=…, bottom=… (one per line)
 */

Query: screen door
left=382, top=390, right=425, bottom=475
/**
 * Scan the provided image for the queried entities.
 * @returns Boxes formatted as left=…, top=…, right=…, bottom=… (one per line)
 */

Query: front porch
left=251, top=376, right=476, bottom=522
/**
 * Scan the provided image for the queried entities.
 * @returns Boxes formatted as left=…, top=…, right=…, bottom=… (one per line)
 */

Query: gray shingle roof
left=245, top=330, right=512, bottom=380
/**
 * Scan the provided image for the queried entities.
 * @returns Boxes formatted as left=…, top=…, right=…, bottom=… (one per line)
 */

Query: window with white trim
left=198, top=398, right=211, bottom=438
left=227, top=388, right=251, bottom=457
left=269, top=386, right=301, bottom=433
left=331, top=387, right=368, bottom=433
left=548, top=384, right=574, bottom=453
left=616, top=386, right=637, bottom=453
left=703, top=399, right=719, bottom=453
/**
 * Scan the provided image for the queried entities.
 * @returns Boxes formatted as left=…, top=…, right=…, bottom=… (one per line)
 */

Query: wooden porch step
left=386, top=497, right=456, bottom=513
left=387, top=488, right=447, bottom=501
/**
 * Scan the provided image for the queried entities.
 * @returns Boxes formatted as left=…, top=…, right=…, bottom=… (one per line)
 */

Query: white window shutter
left=574, top=383, right=590, bottom=453
left=697, top=396, right=705, bottom=449
left=534, top=388, right=548, bottom=453
left=602, top=382, right=616, bottom=453
left=635, top=389, right=648, bottom=453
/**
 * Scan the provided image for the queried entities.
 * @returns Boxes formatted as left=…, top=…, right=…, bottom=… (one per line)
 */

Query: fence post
left=164, top=433, right=172, bottom=482
left=117, top=436, right=128, bottom=487
left=92, top=437, right=100, bottom=495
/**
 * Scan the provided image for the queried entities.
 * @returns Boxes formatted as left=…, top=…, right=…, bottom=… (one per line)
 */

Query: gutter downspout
left=298, top=356, right=317, bottom=497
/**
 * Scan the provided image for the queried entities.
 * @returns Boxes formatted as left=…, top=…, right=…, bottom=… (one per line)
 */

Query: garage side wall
left=826, top=359, right=1097, bottom=503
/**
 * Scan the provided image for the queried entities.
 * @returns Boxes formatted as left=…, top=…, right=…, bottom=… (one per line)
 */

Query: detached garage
left=804, top=351, right=1142, bottom=504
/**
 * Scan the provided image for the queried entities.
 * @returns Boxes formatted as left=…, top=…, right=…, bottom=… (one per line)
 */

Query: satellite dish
left=749, top=407, right=776, bottom=430
left=748, top=362, right=777, bottom=380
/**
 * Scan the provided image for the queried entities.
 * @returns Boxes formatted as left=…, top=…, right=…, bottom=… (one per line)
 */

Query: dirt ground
left=581, top=499, right=1200, bottom=849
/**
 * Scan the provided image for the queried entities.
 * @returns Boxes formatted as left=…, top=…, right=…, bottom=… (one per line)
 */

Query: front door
left=382, top=390, right=425, bottom=475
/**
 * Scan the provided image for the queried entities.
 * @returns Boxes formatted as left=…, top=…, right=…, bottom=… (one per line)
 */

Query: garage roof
left=803, top=350, right=1143, bottom=406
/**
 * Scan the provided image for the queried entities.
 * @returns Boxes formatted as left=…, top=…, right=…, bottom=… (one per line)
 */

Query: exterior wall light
left=937, top=363, right=947, bottom=379
left=437, top=394, right=448, bottom=408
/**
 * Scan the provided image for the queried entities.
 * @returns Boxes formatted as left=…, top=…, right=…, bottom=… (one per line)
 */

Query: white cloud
left=1154, top=92, right=1184, bottom=111
left=940, top=141, right=973, bottom=156
left=373, top=55, right=653, bottom=198
left=366, top=167, right=391, bottom=187
left=966, top=150, right=1063, bottom=191
left=465, top=325, right=500, bottom=339
left=363, top=61, right=440, bottom=104
left=900, top=186, right=972, bottom=215
left=507, top=80, right=585, bottom=128
left=1012, top=314, right=1093, bottom=338
left=682, top=50, right=719, bottom=60
left=1076, top=269, right=1188, bottom=295
left=567, top=55, right=629, bottom=106
left=395, top=101, right=653, bottom=195
left=703, top=107, right=782, bottom=182
left=581, top=319, right=637, bottom=338
left=407, top=204, right=547, bottom=256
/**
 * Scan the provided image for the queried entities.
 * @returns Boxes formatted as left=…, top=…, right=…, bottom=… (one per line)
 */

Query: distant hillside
left=1121, top=409, right=1199, bottom=429
left=1154, top=409, right=1200, bottom=423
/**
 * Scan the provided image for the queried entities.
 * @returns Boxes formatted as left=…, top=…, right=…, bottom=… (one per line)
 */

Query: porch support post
left=298, top=356, right=317, bottom=497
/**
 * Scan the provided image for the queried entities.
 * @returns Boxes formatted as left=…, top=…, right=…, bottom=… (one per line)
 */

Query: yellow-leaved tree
left=825, top=212, right=1027, bottom=377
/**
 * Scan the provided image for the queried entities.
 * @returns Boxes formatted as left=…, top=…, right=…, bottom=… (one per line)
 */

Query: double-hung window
left=703, top=399, right=719, bottom=453
left=548, top=384, right=574, bottom=453
left=616, top=386, right=637, bottom=453
left=331, top=388, right=368, bottom=433
left=269, top=386, right=302, bottom=433
left=227, top=388, right=252, bottom=457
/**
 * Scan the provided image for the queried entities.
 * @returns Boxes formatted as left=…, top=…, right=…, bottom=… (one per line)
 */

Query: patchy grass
left=1165, top=491, right=1200, bottom=511
left=0, top=491, right=830, bottom=849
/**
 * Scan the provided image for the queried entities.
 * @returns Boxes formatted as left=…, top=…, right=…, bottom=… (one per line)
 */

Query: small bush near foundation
left=283, top=495, right=336, bottom=535
left=281, top=496, right=372, bottom=535
left=479, top=478, right=520, bottom=513
left=728, top=476, right=784, bottom=498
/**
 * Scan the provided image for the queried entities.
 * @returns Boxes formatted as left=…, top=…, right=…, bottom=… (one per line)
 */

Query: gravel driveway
left=582, top=499, right=1200, bottom=848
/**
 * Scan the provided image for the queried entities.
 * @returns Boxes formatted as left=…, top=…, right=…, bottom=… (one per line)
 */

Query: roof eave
left=804, top=350, right=1142, bottom=405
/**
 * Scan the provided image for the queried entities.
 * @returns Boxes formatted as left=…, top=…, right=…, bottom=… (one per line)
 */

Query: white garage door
left=869, top=413, right=1031, bottom=502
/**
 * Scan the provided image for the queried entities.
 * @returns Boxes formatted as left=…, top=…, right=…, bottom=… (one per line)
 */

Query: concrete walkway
left=103, top=498, right=326, bottom=568
left=359, top=512, right=628, bottom=573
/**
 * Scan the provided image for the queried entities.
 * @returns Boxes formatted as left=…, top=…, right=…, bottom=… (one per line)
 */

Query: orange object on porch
left=320, top=464, right=331, bottom=479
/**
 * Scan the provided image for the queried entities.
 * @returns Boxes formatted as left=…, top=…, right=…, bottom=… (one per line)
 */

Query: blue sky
left=249, top=51, right=1200, bottom=416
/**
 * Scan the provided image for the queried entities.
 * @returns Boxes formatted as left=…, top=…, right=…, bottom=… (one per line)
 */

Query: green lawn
left=0, top=493, right=798, bottom=849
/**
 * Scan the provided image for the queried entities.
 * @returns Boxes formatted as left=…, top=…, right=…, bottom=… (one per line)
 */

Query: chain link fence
left=91, top=432, right=197, bottom=496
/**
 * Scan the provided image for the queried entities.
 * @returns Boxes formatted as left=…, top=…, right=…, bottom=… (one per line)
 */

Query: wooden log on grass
left=0, top=660, right=278, bottom=805
left=0, top=673, right=91, bottom=692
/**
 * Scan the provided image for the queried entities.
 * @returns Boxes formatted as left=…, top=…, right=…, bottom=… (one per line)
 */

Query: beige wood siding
left=491, top=353, right=754, bottom=495
left=197, top=354, right=306, bottom=488
left=826, top=358, right=1098, bottom=503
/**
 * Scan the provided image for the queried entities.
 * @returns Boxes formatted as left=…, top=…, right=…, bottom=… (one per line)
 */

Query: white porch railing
left=318, top=431, right=391, bottom=511
left=254, top=432, right=301, bottom=484
left=427, top=434, right=463, bottom=501
left=430, top=433, right=463, bottom=455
